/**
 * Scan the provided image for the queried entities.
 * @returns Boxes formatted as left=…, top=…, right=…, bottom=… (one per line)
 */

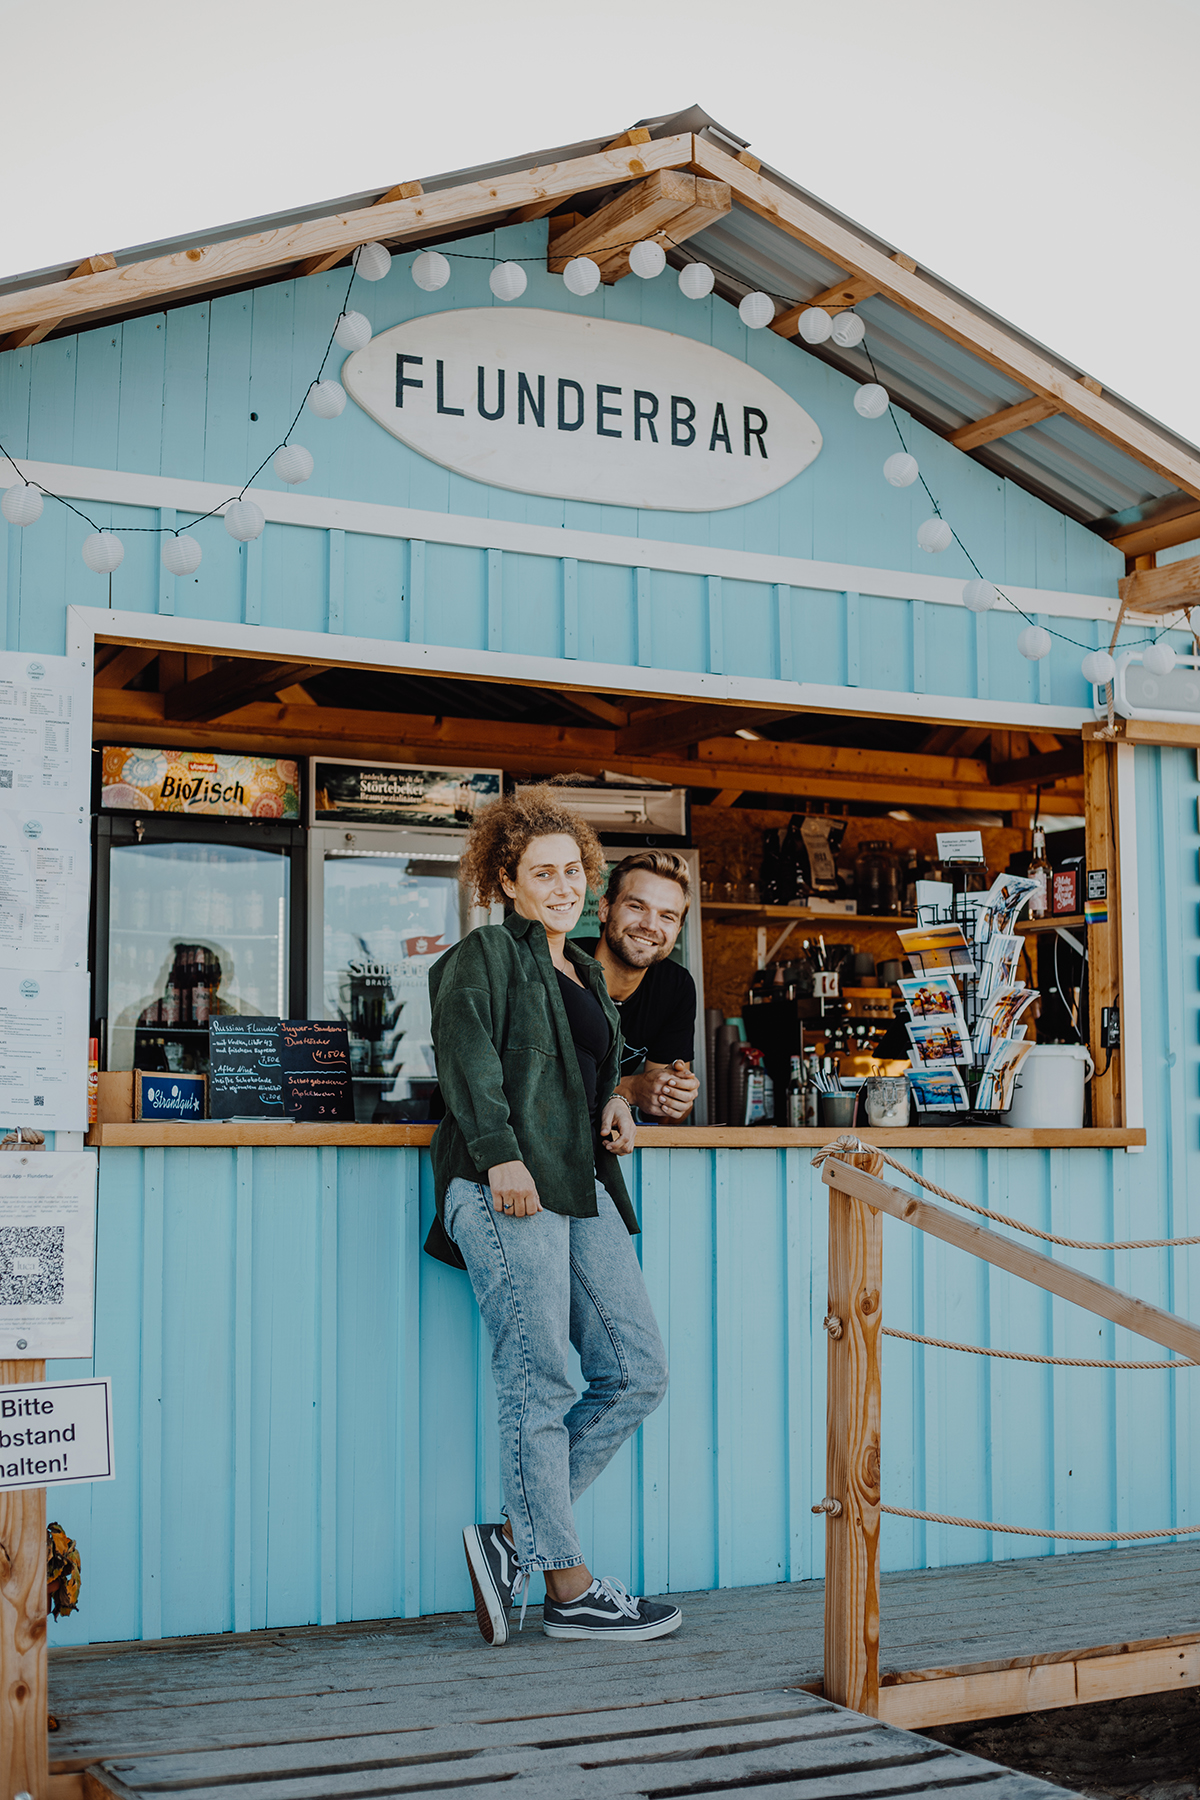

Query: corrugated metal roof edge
left=2, top=104, right=1196, bottom=494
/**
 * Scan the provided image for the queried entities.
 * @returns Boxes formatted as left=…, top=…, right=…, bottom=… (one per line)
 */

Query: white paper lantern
left=883, top=452, right=918, bottom=488
left=917, top=517, right=953, bottom=554
left=1081, top=649, right=1116, bottom=686
left=306, top=380, right=346, bottom=419
left=797, top=307, right=832, bottom=345
left=334, top=311, right=372, bottom=351
left=678, top=262, right=714, bottom=299
left=854, top=382, right=889, bottom=418
left=352, top=242, right=391, bottom=281
left=629, top=240, right=666, bottom=279
left=224, top=500, right=265, bottom=543
left=962, top=579, right=998, bottom=613
left=489, top=262, right=527, bottom=302
left=738, top=291, right=774, bottom=330
left=273, top=444, right=314, bottom=485
left=161, top=534, right=202, bottom=576
left=831, top=312, right=866, bottom=348
left=1018, top=625, right=1052, bottom=660
left=1143, top=641, right=1177, bottom=676
left=81, top=531, right=124, bottom=573
left=411, top=250, right=451, bottom=292
left=562, top=256, right=600, bottom=296
left=1, top=484, right=43, bottom=526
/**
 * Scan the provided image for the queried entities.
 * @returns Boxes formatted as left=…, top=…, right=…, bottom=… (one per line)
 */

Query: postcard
left=899, top=921, right=974, bottom=974
left=908, top=1065, right=970, bottom=1111
left=973, top=874, right=1040, bottom=948
left=898, top=972, right=966, bottom=1021
left=973, top=985, right=1038, bottom=1058
left=907, top=1017, right=971, bottom=1063
left=976, top=1037, right=1032, bottom=1112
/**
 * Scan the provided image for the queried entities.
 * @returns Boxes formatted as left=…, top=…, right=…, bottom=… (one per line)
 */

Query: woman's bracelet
left=609, top=1093, right=633, bottom=1114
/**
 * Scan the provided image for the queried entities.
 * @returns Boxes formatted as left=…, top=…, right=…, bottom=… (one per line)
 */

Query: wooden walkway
left=48, top=1544, right=1200, bottom=1800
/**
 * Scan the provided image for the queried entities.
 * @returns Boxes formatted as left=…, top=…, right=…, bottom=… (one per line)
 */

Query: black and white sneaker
left=463, top=1522, right=519, bottom=1646
left=542, top=1576, right=682, bottom=1641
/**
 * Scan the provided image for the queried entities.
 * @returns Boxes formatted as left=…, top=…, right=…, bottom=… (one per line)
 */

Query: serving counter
left=85, top=1123, right=1146, bottom=1147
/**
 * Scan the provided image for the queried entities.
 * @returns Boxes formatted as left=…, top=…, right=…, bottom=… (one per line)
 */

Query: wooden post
left=1083, top=737, right=1122, bottom=1126
left=820, top=1156, right=883, bottom=1715
left=0, top=1358, right=47, bottom=1800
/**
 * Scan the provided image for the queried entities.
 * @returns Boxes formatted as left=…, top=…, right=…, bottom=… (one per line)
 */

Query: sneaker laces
left=511, top=1569, right=531, bottom=1632
left=595, top=1576, right=641, bottom=1619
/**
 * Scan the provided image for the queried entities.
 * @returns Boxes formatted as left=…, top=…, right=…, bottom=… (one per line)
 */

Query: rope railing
left=881, top=1504, right=1200, bottom=1542
left=812, top=1133, right=1200, bottom=1251
left=882, top=1325, right=1196, bottom=1370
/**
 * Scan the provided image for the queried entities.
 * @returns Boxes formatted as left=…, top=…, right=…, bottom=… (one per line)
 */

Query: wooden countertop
left=86, top=1123, right=1146, bottom=1149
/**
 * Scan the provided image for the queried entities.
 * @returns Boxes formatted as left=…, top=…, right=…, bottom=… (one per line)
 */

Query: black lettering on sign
left=671, top=395, right=696, bottom=447
left=708, top=403, right=732, bottom=454
left=436, top=359, right=464, bottom=416
left=558, top=379, right=585, bottom=432
left=744, top=406, right=769, bottom=458
left=596, top=384, right=622, bottom=438
left=396, top=354, right=424, bottom=407
left=518, top=372, right=545, bottom=427
left=478, top=367, right=505, bottom=422
left=633, top=391, right=659, bottom=443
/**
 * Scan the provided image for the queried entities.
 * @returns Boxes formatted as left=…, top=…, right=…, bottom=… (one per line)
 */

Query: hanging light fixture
left=306, top=380, right=346, bottom=419
left=962, top=579, right=998, bottom=612
left=161, top=535, right=202, bottom=576
left=678, top=262, right=714, bottom=299
left=273, top=445, right=314, bottom=485
left=1143, top=641, right=1177, bottom=676
left=797, top=307, right=832, bottom=345
left=917, top=517, right=953, bottom=553
left=562, top=257, right=600, bottom=296
left=81, top=532, right=124, bottom=573
left=830, top=312, right=866, bottom=348
left=738, top=291, right=775, bottom=329
left=411, top=250, right=451, bottom=292
left=628, top=240, right=666, bottom=279
left=853, top=383, right=889, bottom=418
left=1081, top=649, right=1116, bottom=686
left=224, top=500, right=265, bottom=542
left=489, top=262, right=527, bottom=301
left=352, top=242, right=391, bottom=281
left=0, top=484, right=43, bottom=526
left=883, top=453, right=918, bottom=487
left=334, top=311, right=372, bottom=351
left=1018, top=625, right=1052, bottom=660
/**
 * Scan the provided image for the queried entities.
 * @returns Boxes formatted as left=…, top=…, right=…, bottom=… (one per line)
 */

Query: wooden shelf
left=1015, top=913, right=1086, bottom=935
left=704, top=904, right=915, bottom=927
left=86, top=1122, right=1146, bottom=1149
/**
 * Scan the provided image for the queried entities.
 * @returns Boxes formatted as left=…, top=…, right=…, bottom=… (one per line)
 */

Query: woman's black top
left=555, top=967, right=611, bottom=1120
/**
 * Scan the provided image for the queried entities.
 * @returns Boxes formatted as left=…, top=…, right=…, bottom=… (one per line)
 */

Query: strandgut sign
left=341, top=309, right=823, bottom=511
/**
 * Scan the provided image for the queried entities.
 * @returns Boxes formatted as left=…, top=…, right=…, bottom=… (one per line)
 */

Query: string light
left=1018, top=625, right=1052, bottom=660
left=962, top=579, right=998, bottom=612
left=0, top=484, right=43, bottom=526
left=307, top=380, right=346, bottom=419
left=679, top=263, right=714, bottom=299
left=334, top=311, right=372, bottom=351
left=739, top=292, right=775, bottom=329
left=854, top=383, right=889, bottom=418
left=411, top=250, right=451, bottom=292
left=883, top=453, right=918, bottom=488
left=798, top=308, right=833, bottom=345
left=1143, top=642, right=1176, bottom=676
left=917, top=517, right=953, bottom=553
left=81, top=532, right=123, bottom=573
left=628, top=241, right=666, bottom=279
left=562, top=257, right=601, bottom=296
left=830, top=312, right=865, bottom=348
left=489, top=262, right=527, bottom=301
left=352, top=242, right=391, bottom=281
left=161, top=535, right=202, bottom=576
left=1081, top=649, right=1116, bottom=686
left=224, top=500, right=265, bottom=543
left=273, top=445, right=314, bottom=485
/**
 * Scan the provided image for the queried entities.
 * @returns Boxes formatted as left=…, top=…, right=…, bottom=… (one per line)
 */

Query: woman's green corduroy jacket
left=424, top=912, right=637, bottom=1268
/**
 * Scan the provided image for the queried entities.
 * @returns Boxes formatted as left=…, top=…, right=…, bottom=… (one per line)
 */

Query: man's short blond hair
left=605, top=850, right=691, bottom=917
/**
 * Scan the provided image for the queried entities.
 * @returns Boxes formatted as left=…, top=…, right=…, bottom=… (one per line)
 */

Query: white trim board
left=70, top=604, right=1093, bottom=733
left=1115, top=742, right=1144, bottom=1146
left=9, top=455, right=1125, bottom=625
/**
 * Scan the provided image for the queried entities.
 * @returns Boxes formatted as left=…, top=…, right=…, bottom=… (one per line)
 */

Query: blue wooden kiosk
left=0, top=108, right=1195, bottom=1658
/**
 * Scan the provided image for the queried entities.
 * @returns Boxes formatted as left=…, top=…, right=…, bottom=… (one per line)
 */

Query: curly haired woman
left=426, top=784, right=679, bottom=1646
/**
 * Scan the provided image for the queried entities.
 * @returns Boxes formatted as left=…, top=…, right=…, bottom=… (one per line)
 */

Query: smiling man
left=581, top=851, right=700, bottom=1124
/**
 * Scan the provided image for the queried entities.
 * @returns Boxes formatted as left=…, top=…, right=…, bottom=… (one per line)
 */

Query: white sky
left=5, top=0, right=1198, bottom=443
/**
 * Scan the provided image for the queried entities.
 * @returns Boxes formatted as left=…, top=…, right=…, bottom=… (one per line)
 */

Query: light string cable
left=0, top=260, right=360, bottom=542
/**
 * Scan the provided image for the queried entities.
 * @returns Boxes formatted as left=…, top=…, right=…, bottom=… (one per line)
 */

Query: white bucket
left=1003, top=1043, right=1095, bottom=1130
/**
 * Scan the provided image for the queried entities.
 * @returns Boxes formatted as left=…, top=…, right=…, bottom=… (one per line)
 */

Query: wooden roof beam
left=772, top=254, right=917, bottom=341
left=689, top=137, right=1200, bottom=504
left=0, top=136, right=695, bottom=345
left=615, top=702, right=787, bottom=755
left=949, top=379, right=1101, bottom=453
left=1116, top=555, right=1200, bottom=618
left=1109, top=509, right=1200, bottom=562
left=508, top=128, right=652, bottom=225
left=163, top=658, right=331, bottom=722
left=548, top=170, right=731, bottom=284
left=295, top=181, right=424, bottom=279
left=0, top=253, right=116, bottom=351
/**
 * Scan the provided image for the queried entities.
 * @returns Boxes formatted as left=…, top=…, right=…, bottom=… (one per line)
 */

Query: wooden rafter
left=771, top=254, right=917, bottom=341
left=509, top=128, right=652, bottom=225
left=295, top=182, right=424, bottom=279
left=614, top=702, right=788, bottom=755
left=1116, top=555, right=1200, bottom=617
left=93, top=645, right=158, bottom=689
left=950, top=396, right=1061, bottom=452
left=547, top=170, right=730, bottom=283
left=163, top=658, right=331, bottom=722
left=1108, top=508, right=1200, bottom=561
left=0, top=253, right=116, bottom=352
left=987, top=744, right=1083, bottom=787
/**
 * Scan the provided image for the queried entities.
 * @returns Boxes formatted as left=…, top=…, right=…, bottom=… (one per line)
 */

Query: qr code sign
left=0, top=1227, right=64, bottom=1305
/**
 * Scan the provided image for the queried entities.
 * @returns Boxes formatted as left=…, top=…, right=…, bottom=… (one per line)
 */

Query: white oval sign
left=341, top=308, right=822, bottom=512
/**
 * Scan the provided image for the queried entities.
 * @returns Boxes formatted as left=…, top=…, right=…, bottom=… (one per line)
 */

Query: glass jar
left=854, top=841, right=902, bottom=915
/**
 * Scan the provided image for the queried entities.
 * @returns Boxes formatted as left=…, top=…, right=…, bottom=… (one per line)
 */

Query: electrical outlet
left=1101, top=1006, right=1120, bottom=1050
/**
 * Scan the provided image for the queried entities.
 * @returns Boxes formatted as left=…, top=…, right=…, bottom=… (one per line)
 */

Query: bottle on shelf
left=1028, top=824, right=1051, bottom=920
left=786, top=1054, right=804, bottom=1127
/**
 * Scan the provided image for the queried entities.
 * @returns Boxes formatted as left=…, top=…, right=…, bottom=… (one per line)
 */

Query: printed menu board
left=101, top=747, right=300, bottom=820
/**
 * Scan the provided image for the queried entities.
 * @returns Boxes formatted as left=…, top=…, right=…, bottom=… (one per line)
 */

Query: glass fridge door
left=311, top=828, right=488, bottom=1122
left=107, top=839, right=291, bottom=1075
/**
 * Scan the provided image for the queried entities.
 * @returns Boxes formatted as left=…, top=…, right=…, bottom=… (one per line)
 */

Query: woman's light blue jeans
left=443, top=1176, right=669, bottom=1573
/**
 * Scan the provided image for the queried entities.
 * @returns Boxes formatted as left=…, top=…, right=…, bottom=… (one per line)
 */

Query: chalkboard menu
left=209, top=1017, right=286, bottom=1120
left=278, top=1021, right=354, bottom=1122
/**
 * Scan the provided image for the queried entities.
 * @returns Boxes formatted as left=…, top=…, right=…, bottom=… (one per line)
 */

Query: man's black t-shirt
left=578, top=939, right=696, bottom=1078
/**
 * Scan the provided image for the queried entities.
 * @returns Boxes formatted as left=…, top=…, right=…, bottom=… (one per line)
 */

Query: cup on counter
left=818, top=1092, right=857, bottom=1128
left=863, top=1074, right=909, bottom=1127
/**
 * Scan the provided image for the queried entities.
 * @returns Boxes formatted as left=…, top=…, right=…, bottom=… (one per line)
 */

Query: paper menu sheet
left=0, top=1151, right=97, bottom=1357
left=0, top=656, right=91, bottom=798
left=0, top=812, right=88, bottom=970
left=0, top=971, right=89, bottom=1130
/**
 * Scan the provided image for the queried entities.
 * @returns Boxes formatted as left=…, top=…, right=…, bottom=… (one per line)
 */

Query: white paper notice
left=0, top=812, right=88, bottom=970
left=0, top=1377, right=112, bottom=1490
left=0, top=971, right=89, bottom=1130
left=0, top=656, right=91, bottom=799
left=936, top=830, right=985, bottom=863
left=0, top=1153, right=97, bottom=1358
